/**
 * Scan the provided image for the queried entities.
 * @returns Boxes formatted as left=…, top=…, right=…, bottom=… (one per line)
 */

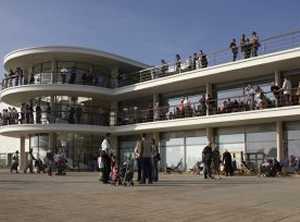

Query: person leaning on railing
left=229, top=38, right=239, bottom=61
left=175, top=54, right=181, bottom=73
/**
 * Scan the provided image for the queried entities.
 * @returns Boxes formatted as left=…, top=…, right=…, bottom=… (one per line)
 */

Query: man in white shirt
left=281, top=77, right=292, bottom=105
left=99, top=133, right=112, bottom=183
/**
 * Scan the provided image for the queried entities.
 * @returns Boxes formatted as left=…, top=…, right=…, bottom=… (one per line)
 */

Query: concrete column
left=110, top=135, right=119, bottom=162
left=276, top=121, right=284, bottom=161
left=274, top=71, right=282, bottom=107
left=206, top=127, right=215, bottom=148
left=206, top=83, right=212, bottom=115
left=48, top=133, right=56, bottom=152
left=153, top=93, right=160, bottom=121
left=274, top=71, right=282, bottom=86
left=20, top=136, right=26, bottom=170
left=110, top=101, right=118, bottom=126
left=111, top=67, right=119, bottom=88
left=51, top=60, right=56, bottom=83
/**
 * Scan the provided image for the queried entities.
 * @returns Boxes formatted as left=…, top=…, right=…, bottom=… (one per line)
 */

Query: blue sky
left=0, top=0, right=300, bottom=70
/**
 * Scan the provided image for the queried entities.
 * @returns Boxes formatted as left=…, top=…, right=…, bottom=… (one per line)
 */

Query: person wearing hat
left=10, top=150, right=19, bottom=173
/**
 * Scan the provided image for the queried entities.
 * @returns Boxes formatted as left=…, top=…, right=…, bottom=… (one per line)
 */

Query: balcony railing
left=1, top=72, right=111, bottom=89
left=117, top=88, right=300, bottom=125
left=118, top=30, right=300, bottom=86
left=2, top=30, right=300, bottom=90
left=0, top=109, right=109, bottom=126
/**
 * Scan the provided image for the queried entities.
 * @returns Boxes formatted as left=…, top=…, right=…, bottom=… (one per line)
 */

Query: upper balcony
left=1, top=46, right=148, bottom=105
left=2, top=31, right=300, bottom=104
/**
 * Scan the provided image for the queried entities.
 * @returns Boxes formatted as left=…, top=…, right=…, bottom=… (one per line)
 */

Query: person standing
left=212, top=148, right=221, bottom=179
left=152, top=138, right=160, bottom=182
left=134, top=139, right=142, bottom=182
left=202, top=143, right=213, bottom=179
left=44, top=150, right=54, bottom=176
left=10, top=150, right=19, bottom=173
left=223, top=150, right=233, bottom=176
left=100, top=133, right=112, bottom=183
left=136, top=133, right=154, bottom=184
left=24, top=148, right=36, bottom=174
left=281, top=77, right=292, bottom=105
left=250, top=32, right=260, bottom=57
left=229, top=38, right=239, bottom=61
left=175, top=54, right=181, bottom=73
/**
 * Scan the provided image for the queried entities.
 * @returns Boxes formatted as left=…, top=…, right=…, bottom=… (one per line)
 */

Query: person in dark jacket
left=212, top=148, right=221, bottom=179
left=202, top=143, right=213, bottom=179
left=24, top=148, right=36, bottom=174
left=223, top=150, right=233, bottom=176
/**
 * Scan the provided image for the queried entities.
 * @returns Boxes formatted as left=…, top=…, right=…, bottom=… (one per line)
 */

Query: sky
left=0, top=0, right=300, bottom=74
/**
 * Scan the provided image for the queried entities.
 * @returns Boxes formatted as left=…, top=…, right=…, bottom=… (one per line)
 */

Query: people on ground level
left=202, top=143, right=213, bottom=179
left=24, top=148, right=36, bottom=174
left=223, top=150, right=233, bottom=176
left=135, top=133, right=154, bottom=184
left=212, top=148, right=221, bottom=179
left=152, top=138, right=160, bottom=182
left=10, top=150, right=19, bottom=173
left=100, top=133, right=112, bottom=183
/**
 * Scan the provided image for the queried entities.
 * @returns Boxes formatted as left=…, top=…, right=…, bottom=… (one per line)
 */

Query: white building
left=1, top=30, right=300, bottom=170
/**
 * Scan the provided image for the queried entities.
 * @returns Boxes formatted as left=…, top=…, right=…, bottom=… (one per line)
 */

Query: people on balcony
left=281, top=77, right=292, bottom=105
left=175, top=54, right=181, bottom=73
left=230, top=38, right=239, bottom=61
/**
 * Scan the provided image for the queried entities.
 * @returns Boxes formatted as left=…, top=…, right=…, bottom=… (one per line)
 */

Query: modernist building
left=1, top=30, right=300, bottom=171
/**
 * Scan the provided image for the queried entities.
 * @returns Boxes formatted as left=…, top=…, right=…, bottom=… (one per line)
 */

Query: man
left=136, top=133, right=154, bottom=184
left=100, top=133, right=112, bottom=183
left=24, top=148, right=36, bottom=174
left=134, top=138, right=142, bottom=182
left=10, top=150, right=19, bottom=173
left=202, top=143, right=213, bottom=179
left=281, top=77, right=292, bottom=105
left=229, top=38, right=239, bottom=61
left=223, top=150, right=233, bottom=176
left=212, top=147, right=221, bottom=179
left=152, top=138, right=160, bottom=182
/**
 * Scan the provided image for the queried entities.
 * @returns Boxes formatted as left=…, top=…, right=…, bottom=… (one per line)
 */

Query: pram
left=119, top=159, right=134, bottom=186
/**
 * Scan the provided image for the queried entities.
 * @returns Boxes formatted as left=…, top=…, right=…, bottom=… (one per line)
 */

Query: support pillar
left=274, top=71, right=282, bottom=86
left=153, top=93, right=160, bottom=121
left=20, top=136, right=26, bottom=171
left=48, top=133, right=55, bottom=152
left=110, top=101, right=118, bottom=126
left=206, top=127, right=215, bottom=148
left=206, top=83, right=212, bottom=115
left=276, top=121, right=284, bottom=161
left=111, top=67, right=119, bottom=88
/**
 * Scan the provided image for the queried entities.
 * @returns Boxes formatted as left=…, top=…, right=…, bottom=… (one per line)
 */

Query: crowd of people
left=10, top=148, right=67, bottom=176
left=0, top=102, right=109, bottom=126
left=1, top=66, right=110, bottom=89
left=98, top=133, right=160, bottom=185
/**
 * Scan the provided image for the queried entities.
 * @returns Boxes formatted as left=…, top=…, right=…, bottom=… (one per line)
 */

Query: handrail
left=2, top=29, right=300, bottom=90
left=117, top=87, right=300, bottom=125
left=0, top=109, right=109, bottom=126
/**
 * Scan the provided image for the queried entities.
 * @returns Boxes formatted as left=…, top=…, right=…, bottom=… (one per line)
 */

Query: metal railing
left=0, top=109, right=109, bottom=126
left=1, top=72, right=112, bottom=89
left=118, top=30, right=300, bottom=86
left=117, top=88, right=300, bottom=125
left=2, top=30, right=300, bottom=89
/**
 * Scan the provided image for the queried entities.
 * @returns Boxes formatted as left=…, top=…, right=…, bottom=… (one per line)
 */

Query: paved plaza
left=0, top=171, right=300, bottom=222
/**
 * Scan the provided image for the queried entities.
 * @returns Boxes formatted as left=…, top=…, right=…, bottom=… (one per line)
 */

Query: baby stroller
left=119, top=159, right=134, bottom=186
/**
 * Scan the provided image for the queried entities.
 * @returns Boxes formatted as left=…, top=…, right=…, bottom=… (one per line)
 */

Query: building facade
left=1, top=30, right=300, bottom=171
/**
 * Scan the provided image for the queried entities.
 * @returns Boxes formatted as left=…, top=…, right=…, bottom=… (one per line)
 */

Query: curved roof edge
left=4, top=45, right=150, bottom=69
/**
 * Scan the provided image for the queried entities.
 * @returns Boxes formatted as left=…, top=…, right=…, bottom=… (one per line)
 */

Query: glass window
left=286, top=121, right=300, bottom=158
left=245, top=125, right=276, bottom=158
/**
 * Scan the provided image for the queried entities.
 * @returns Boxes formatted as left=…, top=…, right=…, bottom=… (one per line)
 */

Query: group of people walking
left=10, top=148, right=67, bottom=176
left=201, top=143, right=234, bottom=179
left=98, top=133, right=160, bottom=185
